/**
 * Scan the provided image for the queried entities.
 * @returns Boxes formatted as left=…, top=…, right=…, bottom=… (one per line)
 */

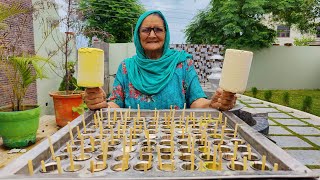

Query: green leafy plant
left=72, top=103, right=87, bottom=115
left=0, top=2, right=53, bottom=111
left=251, top=87, right=258, bottom=98
left=302, top=96, right=313, bottom=113
left=264, top=90, right=273, bottom=102
left=294, top=36, right=315, bottom=46
left=282, top=92, right=290, bottom=106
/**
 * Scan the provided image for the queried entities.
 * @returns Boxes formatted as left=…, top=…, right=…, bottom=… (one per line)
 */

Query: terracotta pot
left=0, top=105, right=40, bottom=148
left=49, top=91, right=84, bottom=127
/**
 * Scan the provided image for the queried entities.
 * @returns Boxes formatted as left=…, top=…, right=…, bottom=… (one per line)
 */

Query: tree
left=271, top=0, right=320, bottom=34
left=79, top=0, right=145, bottom=43
left=185, top=0, right=278, bottom=50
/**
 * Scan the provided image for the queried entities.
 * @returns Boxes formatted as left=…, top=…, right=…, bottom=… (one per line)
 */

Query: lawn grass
left=244, top=89, right=320, bottom=117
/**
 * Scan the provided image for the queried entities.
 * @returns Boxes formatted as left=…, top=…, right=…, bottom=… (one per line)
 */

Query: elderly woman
left=84, top=10, right=236, bottom=110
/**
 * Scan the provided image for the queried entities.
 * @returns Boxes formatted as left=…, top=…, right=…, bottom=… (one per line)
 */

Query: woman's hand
left=210, top=88, right=237, bottom=111
left=83, top=87, right=108, bottom=110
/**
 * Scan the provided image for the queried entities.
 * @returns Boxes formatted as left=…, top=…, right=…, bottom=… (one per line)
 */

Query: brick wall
left=0, top=0, right=37, bottom=108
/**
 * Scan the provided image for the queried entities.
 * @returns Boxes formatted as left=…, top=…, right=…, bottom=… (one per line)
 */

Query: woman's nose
left=149, top=30, right=157, bottom=37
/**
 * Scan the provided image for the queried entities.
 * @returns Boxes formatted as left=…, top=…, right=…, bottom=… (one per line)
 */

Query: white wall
left=247, top=46, right=320, bottom=90
left=108, top=43, right=136, bottom=93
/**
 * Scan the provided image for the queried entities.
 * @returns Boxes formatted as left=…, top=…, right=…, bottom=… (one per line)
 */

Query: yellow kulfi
left=77, top=48, right=104, bottom=87
left=219, top=49, right=253, bottom=94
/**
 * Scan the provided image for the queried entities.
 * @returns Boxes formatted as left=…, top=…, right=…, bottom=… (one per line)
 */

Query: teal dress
left=107, top=58, right=207, bottom=109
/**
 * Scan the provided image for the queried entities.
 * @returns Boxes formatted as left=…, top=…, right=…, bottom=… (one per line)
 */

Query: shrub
left=282, top=92, right=290, bottom=106
left=302, top=96, right=313, bottom=113
left=251, top=87, right=258, bottom=98
left=264, top=90, right=272, bottom=102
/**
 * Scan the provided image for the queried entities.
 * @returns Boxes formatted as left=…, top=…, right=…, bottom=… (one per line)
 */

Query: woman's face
left=139, top=14, right=166, bottom=57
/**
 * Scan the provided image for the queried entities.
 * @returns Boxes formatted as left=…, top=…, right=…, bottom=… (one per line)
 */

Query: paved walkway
left=237, top=94, right=320, bottom=175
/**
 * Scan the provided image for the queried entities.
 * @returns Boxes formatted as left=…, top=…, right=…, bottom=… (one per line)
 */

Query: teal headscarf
left=126, top=10, right=192, bottom=95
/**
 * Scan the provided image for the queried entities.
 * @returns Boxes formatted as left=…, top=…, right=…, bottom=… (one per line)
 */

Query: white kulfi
left=218, top=49, right=253, bottom=94
left=77, top=48, right=104, bottom=87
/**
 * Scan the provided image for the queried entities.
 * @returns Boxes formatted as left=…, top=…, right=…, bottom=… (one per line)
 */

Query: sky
left=139, top=0, right=211, bottom=44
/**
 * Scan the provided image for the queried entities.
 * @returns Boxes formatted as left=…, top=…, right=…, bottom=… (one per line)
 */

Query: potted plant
left=47, top=0, right=85, bottom=127
left=0, top=2, right=52, bottom=148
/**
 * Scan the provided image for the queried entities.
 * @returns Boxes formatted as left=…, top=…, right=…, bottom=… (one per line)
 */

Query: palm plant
left=0, top=55, right=52, bottom=111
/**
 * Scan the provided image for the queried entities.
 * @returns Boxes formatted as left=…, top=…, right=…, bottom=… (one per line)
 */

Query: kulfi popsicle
left=77, top=48, right=104, bottom=87
left=219, top=49, right=253, bottom=94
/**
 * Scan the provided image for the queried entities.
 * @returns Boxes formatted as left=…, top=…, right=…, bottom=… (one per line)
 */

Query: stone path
left=238, top=94, right=320, bottom=175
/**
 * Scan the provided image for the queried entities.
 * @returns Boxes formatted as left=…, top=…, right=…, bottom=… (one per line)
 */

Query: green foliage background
left=79, top=0, right=145, bottom=43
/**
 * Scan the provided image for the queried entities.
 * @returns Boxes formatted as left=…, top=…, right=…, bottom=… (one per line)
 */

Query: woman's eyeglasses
left=140, top=26, right=165, bottom=36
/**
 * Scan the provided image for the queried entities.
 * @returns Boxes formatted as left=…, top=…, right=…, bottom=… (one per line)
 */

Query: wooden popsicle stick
left=146, top=130, right=151, bottom=152
left=99, top=121, right=103, bottom=136
left=247, top=144, right=252, bottom=160
left=191, top=154, right=195, bottom=171
left=261, top=155, right=266, bottom=171
left=157, top=146, right=162, bottom=169
left=171, top=159, right=174, bottom=171
left=192, top=135, right=195, bottom=155
left=113, top=110, right=117, bottom=124
left=108, top=106, right=111, bottom=127
left=105, top=137, right=109, bottom=157
left=208, top=114, right=212, bottom=121
left=213, top=145, right=217, bottom=170
left=213, top=121, right=218, bottom=138
left=99, top=134, right=103, bottom=148
left=111, top=127, right=114, bottom=144
left=102, top=142, right=107, bottom=168
left=90, top=136, right=95, bottom=151
left=231, top=157, right=235, bottom=170
left=120, top=110, right=123, bottom=121
left=41, top=160, right=46, bottom=173
left=47, top=136, right=56, bottom=160
left=100, top=108, right=103, bottom=120
left=148, top=153, right=152, bottom=167
left=234, top=124, right=238, bottom=138
left=121, top=148, right=126, bottom=172
left=139, top=148, right=143, bottom=160
left=56, top=157, right=62, bottom=174
left=219, top=151, right=223, bottom=170
left=233, top=141, right=238, bottom=159
left=207, top=142, right=211, bottom=160
left=68, top=122, right=74, bottom=145
left=28, top=160, right=34, bottom=176
left=204, top=112, right=207, bottom=120
left=80, top=135, right=85, bottom=160
left=187, top=133, right=191, bottom=153
left=144, top=162, right=147, bottom=172
left=126, top=152, right=129, bottom=169
left=94, top=113, right=98, bottom=128
left=243, top=156, right=247, bottom=171
left=90, top=160, right=94, bottom=173
left=154, top=108, right=157, bottom=121
left=67, top=142, right=74, bottom=171
left=129, top=128, right=133, bottom=151
left=170, top=141, right=174, bottom=159
left=199, top=160, right=204, bottom=172
left=82, top=114, right=87, bottom=134
left=220, top=125, right=225, bottom=141
left=96, top=110, right=101, bottom=122
left=182, top=127, right=185, bottom=139
left=172, top=109, right=175, bottom=123
left=128, top=106, right=131, bottom=118
left=117, top=121, right=121, bottom=138
left=273, top=163, right=278, bottom=171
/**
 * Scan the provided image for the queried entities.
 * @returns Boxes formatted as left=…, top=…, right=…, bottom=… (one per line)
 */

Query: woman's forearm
left=190, top=98, right=211, bottom=108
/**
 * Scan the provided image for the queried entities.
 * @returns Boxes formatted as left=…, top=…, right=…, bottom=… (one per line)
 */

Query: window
left=277, top=25, right=290, bottom=37
left=316, top=26, right=320, bottom=38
